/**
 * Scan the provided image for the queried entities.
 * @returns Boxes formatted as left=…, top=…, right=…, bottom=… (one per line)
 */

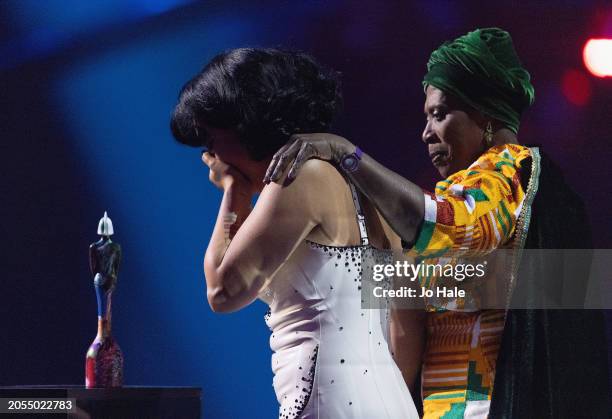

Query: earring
left=485, top=121, right=493, bottom=146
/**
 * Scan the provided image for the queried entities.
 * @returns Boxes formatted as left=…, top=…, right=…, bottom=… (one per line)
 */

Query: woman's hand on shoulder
left=263, top=133, right=354, bottom=184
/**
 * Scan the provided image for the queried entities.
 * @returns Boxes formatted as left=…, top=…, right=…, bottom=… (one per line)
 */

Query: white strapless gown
left=259, top=185, right=418, bottom=419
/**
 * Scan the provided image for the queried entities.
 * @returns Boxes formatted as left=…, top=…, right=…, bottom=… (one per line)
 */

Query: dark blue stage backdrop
left=2, top=1, right=611, bottom=418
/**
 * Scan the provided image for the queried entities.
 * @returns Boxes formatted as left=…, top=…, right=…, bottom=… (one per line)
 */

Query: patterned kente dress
left=409, top=144, right=536, bottom=419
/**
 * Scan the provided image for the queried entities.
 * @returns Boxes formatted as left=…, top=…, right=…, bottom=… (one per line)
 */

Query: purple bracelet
left=340, top=146, right=363, bottom=173
left=355, top=146, right=363, bottom=159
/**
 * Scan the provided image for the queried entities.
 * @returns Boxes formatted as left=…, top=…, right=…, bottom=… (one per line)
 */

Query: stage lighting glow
left=561, top=69, right=592, bottom=106
left=583, top=39, right=612, bottom=77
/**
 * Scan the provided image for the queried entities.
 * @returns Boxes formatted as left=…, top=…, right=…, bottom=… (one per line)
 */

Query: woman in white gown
left=171, top=48, right=421, bottom=418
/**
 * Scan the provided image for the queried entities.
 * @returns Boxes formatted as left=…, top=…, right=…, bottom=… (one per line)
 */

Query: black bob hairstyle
left=170, top=48, right=342, bottom=161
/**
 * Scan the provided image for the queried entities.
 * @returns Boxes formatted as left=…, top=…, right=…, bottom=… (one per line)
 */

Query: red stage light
left=561, top=69, right=592, bottom=106
left=583, top=39, right=612, bottom=77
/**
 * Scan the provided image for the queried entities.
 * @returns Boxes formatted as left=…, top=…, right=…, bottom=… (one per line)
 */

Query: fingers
left=264, top=146, right=287, bottom=184
left=268, top=139, right=302, bottom=183
left=201, top=151, right=215, bottom=167
left=288, top=142, right=315, bottom=180
left=264, top=138, right=296, bottom=183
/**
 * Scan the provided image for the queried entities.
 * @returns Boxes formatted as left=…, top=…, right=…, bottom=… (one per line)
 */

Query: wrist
left=331, top=137, right=355, bottom=163
left=224, top=178, right=252, bottom=200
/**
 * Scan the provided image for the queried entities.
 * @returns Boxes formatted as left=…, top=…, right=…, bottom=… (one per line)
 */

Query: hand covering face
left=423, top=28, right=535, bottom=133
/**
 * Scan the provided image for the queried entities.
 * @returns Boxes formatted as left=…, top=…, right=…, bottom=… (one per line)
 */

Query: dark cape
left=489, top=150, right=611, bottom=418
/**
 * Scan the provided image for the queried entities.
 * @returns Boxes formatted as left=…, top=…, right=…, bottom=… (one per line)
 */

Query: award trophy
left=85, top=212, right=124, bottom=388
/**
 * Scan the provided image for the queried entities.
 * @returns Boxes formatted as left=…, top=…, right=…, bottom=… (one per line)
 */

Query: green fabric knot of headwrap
left=423, top=27, right=535, bottom=133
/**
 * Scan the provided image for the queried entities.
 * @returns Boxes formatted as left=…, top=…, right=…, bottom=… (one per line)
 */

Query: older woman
left=265, top=28, right=610, bottom=418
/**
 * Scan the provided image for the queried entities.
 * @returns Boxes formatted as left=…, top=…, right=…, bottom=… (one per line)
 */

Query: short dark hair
left=170, top=48, right=342, bottom=160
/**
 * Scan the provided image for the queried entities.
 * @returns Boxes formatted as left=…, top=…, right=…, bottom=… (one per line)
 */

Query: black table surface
left=0, top=385, right=202, bottom=419
left=0, top=385, right=201, bottom=397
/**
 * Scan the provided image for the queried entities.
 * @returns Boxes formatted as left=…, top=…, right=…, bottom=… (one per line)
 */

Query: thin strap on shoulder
left=348, top=182, right=369, bottom=246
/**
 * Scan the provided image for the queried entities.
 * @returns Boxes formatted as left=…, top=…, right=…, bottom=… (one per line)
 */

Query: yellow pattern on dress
left=409, top=144, right=532, bottom=418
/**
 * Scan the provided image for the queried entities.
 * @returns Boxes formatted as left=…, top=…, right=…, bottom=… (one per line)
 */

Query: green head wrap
left=423, top=28, right=535, bottom=133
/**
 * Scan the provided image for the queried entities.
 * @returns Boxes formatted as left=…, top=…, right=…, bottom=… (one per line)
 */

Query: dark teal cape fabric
left=489, top=150, right=611, bottom=418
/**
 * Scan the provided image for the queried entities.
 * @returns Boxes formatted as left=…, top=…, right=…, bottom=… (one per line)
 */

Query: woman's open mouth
left=430, top=150, right=448, bottom=165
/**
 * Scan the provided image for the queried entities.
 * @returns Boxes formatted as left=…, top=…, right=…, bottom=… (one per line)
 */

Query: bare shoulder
left=261, top=159, right=340, bottom=214
left=264, top=159, right=349, bottom=230
left=272, top=158, right=341, bottom=191
left=296, top=159, right=339, bottom=181
left=291, top=161, right=402, bottom=250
